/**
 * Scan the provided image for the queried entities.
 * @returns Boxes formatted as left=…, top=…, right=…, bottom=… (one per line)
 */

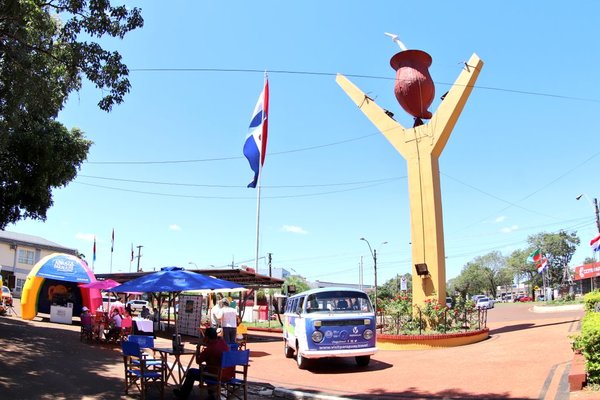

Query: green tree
left=472, top=251, right=512, bottom=298
left=379, top=273, right=412, bottom=299
left=507, top=248, right=537, bottom=294
left=0, top=1, right=143, bottom=228
left=527, top=231, right=580, bottom=288
left=282, top=275, right=310, bottom=295
left=451, top=262, right=488, bottom=299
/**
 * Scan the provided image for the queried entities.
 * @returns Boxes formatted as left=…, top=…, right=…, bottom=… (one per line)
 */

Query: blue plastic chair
left=127, top=335, right=162, bottom=368
left=203, top=349, right=250, bottom=400
left=121, top=341, right=164, bottom=399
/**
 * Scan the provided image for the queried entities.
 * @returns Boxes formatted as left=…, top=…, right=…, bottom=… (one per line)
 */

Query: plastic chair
left=80, top=314, right=94, bottom=342
left=119, top=317, right=133, bottom=342
left=203, top=349, right=250, bottom=400
left=236, top=324, right=248, bottom=350
left=122, top=341, right=164, bottom=400
left=127, top=335, right=162, bottom=368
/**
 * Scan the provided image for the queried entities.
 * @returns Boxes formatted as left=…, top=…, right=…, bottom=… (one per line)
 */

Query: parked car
left=1, top=286, right=13, bottom=306
left=518, top=295, right=533, bottom=302
left=537, top=295, right=546, bottom=301
left=475, top=297, right=492, bottom=309
left=102, top=295, right=119, bottom=310
left=513, top=294, right=524, bottom=302
left=471, top=295, right=486, bottom=304
left=126, top=299, right=150, bottom=312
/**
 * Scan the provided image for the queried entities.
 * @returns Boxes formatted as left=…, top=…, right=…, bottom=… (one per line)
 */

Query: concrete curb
left=532, top=304, right=584, bottom=313
left=272, top=387, right=349, bottom=400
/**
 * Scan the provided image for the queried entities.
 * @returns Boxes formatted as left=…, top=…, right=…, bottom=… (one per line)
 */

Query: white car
left=126, top=299, right=150, bottom=312
left=475, top=297, right=493, bottom=309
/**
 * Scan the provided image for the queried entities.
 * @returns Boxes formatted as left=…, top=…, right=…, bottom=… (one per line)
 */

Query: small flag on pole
left=537, top=258, right=548, bottom=273
left=527, top=248, right=541, bottom=264
left=590, top=235, right=600, bottom=252
left=93, top=236, right=97, bottom=262
left=243, top=77, right=269, bottom=188
left=111, top=229, right=115, bottom=253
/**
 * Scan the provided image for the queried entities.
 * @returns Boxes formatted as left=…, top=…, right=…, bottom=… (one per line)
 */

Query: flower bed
left=377, top=328, right=489, bottom=350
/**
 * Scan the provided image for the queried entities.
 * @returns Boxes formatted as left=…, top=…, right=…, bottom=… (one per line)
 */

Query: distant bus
left=282, top=287, right=377, bottom=369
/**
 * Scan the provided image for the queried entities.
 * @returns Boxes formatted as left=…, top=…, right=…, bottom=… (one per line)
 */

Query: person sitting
left=106, top=309, right=123, bottom=342
left=80, top=306, right=93, bottom=341
left=140, top=305, right=150, bottom=319
left=173, top=327, right=233, bottom=400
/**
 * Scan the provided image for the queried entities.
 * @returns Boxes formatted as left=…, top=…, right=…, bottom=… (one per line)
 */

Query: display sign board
left=50, top=304, right=73, bottom=324
left=574, top=262, right=600, bottom=281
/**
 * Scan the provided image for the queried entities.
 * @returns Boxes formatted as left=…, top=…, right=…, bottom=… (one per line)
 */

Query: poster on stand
left=176, top=294, right=203, bottom=337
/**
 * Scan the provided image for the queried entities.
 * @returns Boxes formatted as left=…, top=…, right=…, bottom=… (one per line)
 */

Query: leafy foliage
left=573, top=291, right=600, bottom=384
left=0, top=1, right=143, bottom=228
left=282, top=275, right=310, bottom=295
left=526, top=231, right=580, bottom=287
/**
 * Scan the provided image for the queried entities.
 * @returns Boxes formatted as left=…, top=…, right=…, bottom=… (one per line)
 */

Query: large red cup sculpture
left=390, top=50, right=435, bottom=126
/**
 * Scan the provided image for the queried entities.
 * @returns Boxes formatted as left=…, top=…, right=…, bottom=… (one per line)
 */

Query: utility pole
left=594, top=198, right=600, bottom=234
left=268, top=253, right=272, bottom=277
left=136, top=245, right=143, bottom=272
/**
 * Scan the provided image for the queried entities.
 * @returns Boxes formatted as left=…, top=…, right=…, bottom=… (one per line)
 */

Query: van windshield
left=304, top=291, right=372, bottom=313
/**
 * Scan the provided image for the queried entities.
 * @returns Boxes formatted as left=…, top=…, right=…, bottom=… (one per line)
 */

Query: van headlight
left=363, top=329, right=374, bottom=340
left=312, top=330, right=324, bottom=343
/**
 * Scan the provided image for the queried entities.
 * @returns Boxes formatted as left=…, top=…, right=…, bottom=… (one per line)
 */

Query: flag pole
left=252, top=72, right=268, bottom=309
left=110, top=229, right=114, bottom=274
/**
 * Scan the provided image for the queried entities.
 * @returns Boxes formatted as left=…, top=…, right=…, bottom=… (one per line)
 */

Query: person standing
left=220, top=299, right=238, bottom=344
left=209, top=298, right=223, bottom=328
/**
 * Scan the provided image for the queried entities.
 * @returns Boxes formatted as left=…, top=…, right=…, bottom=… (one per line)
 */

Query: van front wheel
left=355, top=355, right=370, bottom=367
left=296, top=349, right=308, bottom=369
left=284, top=340, right=294, bottom=358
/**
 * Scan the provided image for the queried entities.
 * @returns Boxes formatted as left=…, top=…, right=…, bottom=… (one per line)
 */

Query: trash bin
left=258, top=305, right=268, bottom=320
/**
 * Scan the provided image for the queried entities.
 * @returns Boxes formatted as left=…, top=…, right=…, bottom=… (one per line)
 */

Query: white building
left=0, top=231, right=77, bottom=297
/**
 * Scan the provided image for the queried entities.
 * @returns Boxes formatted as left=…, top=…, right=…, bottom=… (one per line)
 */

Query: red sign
left=574, top=262, right=600, bottom=281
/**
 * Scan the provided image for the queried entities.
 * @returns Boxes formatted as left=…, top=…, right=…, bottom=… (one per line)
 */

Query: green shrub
left=573, top=291, right=600, bottom=384
left=583, top=291, right=600, bottom=313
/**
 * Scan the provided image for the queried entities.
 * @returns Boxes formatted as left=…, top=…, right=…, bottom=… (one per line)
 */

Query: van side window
left=297, top=297, right=304, bottom=313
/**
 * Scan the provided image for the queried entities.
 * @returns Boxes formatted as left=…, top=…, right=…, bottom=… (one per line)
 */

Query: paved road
left=245, top=303, right=585, bottom=399
left=0, top=301, right=591, bottom=399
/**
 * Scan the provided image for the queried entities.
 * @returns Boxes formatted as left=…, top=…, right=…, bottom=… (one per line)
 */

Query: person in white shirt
left=210, top=299, right=223, bottom=328
left=220, top=299, right=238, bottom=344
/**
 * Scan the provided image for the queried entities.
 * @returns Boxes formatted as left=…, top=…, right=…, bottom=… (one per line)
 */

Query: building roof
left=96, top=268, right=284, bottom=289
left=0, top=230, right=77, bottom=254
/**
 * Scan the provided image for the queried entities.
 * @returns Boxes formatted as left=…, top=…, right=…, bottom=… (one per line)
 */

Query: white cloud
left=494, top=216, right=507, bottom=223
left=282, top=225, right=308, bottom=235
left=75, top=232, right=96, bottom=242
left=500, top=225, right=519, bottom=233
left=169, top=224, right=181, bottom=231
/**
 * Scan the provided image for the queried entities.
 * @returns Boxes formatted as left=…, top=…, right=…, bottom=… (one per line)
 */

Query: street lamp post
left=576, top=194, right=600, bottom=234
left=360, top=238, right=388, bottom=319
left=188, top=262, right=198, bottom=269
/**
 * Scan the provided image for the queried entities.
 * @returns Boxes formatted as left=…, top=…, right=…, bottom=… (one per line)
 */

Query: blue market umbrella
left=112, top=266, right=240, bottom=335
left=113, top=266, right=240, bottom=293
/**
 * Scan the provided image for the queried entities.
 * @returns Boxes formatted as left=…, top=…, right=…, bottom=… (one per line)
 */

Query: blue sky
left=8, top=2, right=600, bottom=286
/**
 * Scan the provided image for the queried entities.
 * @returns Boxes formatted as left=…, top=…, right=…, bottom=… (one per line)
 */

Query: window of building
left=16, top=278, right=26, bottom=292
left=18, top=249, right=35, bottom=265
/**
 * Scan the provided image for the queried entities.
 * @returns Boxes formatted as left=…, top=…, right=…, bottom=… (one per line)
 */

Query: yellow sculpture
left=336, top=53, right=483, bottom=310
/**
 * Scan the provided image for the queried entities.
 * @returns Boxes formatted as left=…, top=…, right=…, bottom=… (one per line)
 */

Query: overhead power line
left=131, top=66, right=600, bottom=104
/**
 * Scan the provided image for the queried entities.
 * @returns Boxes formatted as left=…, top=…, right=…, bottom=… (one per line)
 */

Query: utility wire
left=76, top=174, right=403, bottom=189
left=131, top=67, right=600, bottom=104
